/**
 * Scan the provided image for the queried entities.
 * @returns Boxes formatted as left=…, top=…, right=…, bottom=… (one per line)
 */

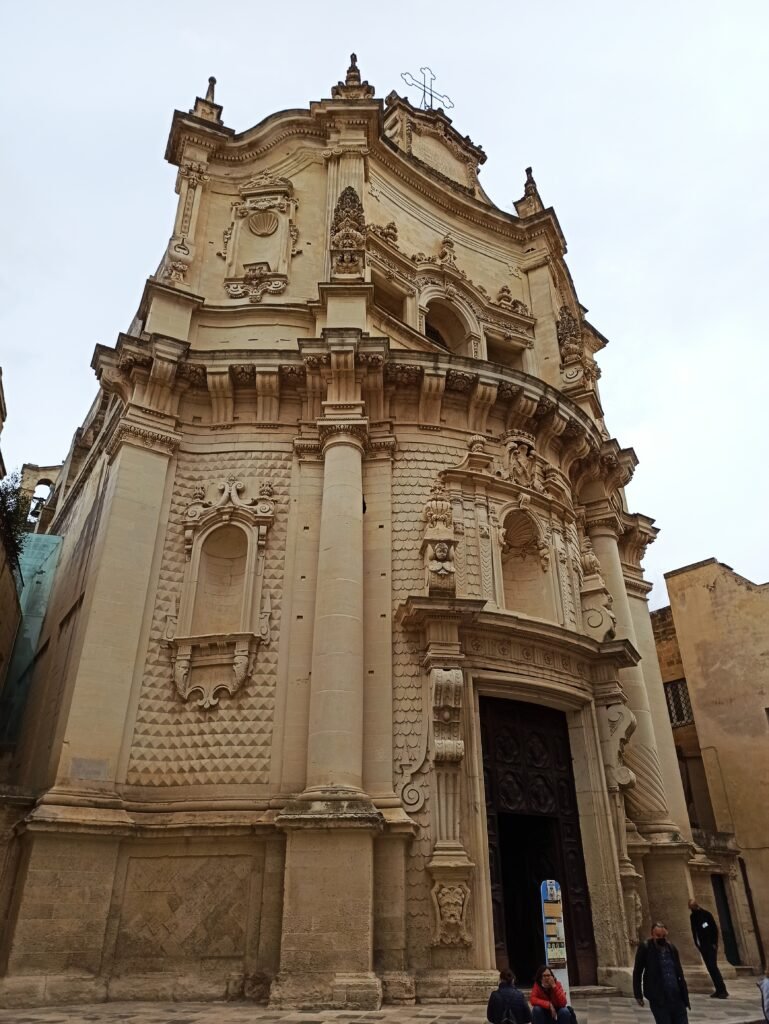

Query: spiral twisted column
left=586, top=512, right=674, bottom=833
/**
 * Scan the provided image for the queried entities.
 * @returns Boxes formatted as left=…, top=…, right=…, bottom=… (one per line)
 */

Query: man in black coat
left=688, top=898, right=728, bottom=998
left=633, top=922, right=690, bottom=1024
left=487, top=969, right=532, bottom=1024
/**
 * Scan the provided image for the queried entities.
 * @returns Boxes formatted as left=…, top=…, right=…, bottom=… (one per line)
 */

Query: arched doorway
left=481, top=696, right=597, bottom=985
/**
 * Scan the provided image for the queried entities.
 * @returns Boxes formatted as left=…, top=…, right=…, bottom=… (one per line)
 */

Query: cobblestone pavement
left=0, top=979, right=763, bottom=1024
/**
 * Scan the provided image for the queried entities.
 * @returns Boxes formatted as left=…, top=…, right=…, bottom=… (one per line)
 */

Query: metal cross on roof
left=400, top=66, right=454, bottom=111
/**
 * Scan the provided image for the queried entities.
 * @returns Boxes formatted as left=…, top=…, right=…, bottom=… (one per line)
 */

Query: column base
left=415, top=969, right=499, bottom=1002
left=380, top=970, right=416, bottom=1004
left=269, top=970, right=381, bottom=1010
left=276, top=793, right=384, bottom=831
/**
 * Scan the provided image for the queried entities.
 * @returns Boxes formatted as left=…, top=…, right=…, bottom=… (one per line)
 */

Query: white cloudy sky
left=1, top=1, right=767, bottom=607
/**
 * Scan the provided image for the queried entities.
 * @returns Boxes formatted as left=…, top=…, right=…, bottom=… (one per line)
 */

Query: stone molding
left=106, top=421, right=181, bottom=461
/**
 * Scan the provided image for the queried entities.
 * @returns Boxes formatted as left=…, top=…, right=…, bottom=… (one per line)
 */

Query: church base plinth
left=380, top=970, right=416, bottom=1004
left=415, top=969, right=499, bottom=1003
left=641, top=836, right=700, bottom=963
left=271, top=817, right=382, bottom=1009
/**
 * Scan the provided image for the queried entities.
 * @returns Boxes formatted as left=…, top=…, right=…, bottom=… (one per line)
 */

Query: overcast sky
left=1, top=1, right=767, bottom=607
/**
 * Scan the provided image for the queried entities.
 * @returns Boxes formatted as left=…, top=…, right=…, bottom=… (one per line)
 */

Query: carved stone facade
left=0, top=59, right=711, bottom=1011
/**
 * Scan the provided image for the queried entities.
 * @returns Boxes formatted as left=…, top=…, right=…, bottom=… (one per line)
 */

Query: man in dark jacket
left=634, top=922, right=690, bottom=1024
left=487, top=969, right=532, bottom=1024
left=689, top=898, right=728, bottom=998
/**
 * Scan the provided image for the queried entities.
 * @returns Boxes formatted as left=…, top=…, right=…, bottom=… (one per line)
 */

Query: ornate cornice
left=106, top=421, right=181, bottom=460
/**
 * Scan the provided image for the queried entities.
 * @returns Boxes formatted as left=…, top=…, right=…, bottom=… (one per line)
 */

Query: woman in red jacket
left=530, top=966, right=571, bottom=1024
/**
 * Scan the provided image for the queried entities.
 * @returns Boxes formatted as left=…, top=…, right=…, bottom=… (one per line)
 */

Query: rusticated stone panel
left=115, top=854, right=252, bottom=969
left=126, top=448, right=291, bottom=786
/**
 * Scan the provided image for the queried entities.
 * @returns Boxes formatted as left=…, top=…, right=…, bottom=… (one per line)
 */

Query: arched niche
left=190, top=524, right=249, bottom=636
left=499, top=507, right=554, bottom=620
left=168, top=477, right=275, bottom=709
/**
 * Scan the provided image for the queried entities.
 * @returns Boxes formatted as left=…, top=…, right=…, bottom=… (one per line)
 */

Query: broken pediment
left=383, top=94, right=488, bottom=200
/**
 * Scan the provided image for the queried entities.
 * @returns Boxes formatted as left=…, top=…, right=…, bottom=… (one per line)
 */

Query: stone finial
left=331, top=52, right=375, bottom=100
left=514, top=165, right=544, bottom=217
left=190, top=74, right=224, bottom=125
left=346, top=53, right=361, bottom=86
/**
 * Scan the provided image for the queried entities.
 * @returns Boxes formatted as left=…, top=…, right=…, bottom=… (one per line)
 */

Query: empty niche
left=190, top=524, right=248, bottom=636
left=500, top=509, right=553, bottom=620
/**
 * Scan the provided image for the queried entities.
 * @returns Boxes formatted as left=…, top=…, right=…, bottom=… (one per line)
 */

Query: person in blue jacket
left=487, top=968, right=532, bottom=1024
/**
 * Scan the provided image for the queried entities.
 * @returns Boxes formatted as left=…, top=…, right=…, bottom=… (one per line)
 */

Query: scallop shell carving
left=247, top=211, right=279, bottom=236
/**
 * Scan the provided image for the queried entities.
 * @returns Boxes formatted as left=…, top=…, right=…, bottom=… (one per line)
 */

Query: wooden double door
left=480, top=696, right=597, bottom=985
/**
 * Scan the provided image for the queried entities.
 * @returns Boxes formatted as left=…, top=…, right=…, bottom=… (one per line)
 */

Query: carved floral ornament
left=330, top=185, right=366, bottom=279
left=165, top=476, right=276, bottom=710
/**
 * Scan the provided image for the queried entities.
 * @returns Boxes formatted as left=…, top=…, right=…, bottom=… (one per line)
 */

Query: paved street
left=0, top=978, right=764, bottom=1024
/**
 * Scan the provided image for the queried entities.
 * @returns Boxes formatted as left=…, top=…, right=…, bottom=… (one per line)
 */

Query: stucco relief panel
left=126, top=449, right=291, bottom=787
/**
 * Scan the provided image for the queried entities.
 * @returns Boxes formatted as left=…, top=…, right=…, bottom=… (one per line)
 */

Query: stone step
left=570, top=985, right=620, bottom=997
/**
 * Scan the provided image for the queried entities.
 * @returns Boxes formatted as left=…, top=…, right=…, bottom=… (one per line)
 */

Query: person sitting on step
left=530, top=965, right=571, bottom=1024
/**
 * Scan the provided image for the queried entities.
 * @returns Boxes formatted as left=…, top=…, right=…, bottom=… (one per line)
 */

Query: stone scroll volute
left=165, top=476, right=275, bottom=709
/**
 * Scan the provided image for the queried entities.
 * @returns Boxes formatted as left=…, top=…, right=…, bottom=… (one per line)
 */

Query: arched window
left=424, top=299, right=470, bottom=356
left=500, top=509, right=553, bottom=619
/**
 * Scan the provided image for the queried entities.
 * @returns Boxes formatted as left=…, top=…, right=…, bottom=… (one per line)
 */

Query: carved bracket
left=171, top=632, right=258, bottom=709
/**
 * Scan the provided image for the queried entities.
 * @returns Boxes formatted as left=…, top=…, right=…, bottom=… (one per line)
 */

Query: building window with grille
left=664, top=678, right=694, bottom=727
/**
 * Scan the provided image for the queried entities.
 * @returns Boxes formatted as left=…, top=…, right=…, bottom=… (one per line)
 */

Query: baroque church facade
left=0, top=59, right=706, bottom=1008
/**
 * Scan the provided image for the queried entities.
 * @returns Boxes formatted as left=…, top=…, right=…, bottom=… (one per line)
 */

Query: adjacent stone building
left=0, top=59, right=715, bottom=1008
left=0, top=369, right=22, bottom=695
left=652, top=559, right=768, bottom=971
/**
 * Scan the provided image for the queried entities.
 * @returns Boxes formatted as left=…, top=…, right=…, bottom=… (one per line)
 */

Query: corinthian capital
left=317, top=418, right=369, bottom=451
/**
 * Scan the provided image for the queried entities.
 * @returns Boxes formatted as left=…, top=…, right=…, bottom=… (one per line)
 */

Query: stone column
left=273, top=338, right=384, bottom=1010
left=586, top=514, right=672, bottom=833
left=587, top=509, right=699, bottom=962
left=305, top=421, right=368, bottom=794
left=624, top=576, right=692, bottom=842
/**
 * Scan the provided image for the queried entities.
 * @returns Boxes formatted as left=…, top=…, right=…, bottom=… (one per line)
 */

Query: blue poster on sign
left=540, top=879, right=571, bottom=1003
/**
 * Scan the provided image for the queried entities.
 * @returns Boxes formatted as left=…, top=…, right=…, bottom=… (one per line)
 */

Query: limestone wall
left=665, top=559, right=769, bottom=953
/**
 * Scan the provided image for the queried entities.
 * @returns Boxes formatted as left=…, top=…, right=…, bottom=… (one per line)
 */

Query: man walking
left=689, top=898, right=728, bottom=998
left=634, top=922, right=691, bottom=1024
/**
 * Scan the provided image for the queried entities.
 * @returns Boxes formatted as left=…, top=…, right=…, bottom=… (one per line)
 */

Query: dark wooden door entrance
left=480, top=696, right=597, bottom=985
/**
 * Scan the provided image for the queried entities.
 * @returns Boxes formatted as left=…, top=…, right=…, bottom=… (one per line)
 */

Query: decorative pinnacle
left=346, top=53, right=361, bottom=86
left=524, top=166, right=537, bottom=196
left=205, top=77, right=216, bottom=102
